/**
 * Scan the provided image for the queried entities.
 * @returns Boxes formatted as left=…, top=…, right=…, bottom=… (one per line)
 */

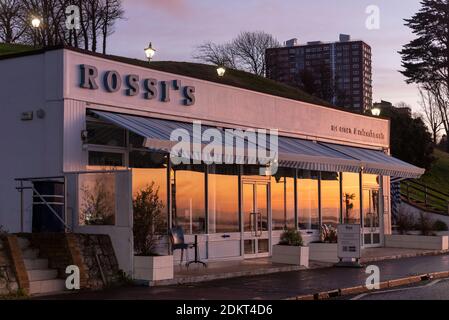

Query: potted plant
left=309, top=224, right=339, bottom=263
left=133, top=183, right=174, bottom=282
left=272, top=229, right=309, bottom=267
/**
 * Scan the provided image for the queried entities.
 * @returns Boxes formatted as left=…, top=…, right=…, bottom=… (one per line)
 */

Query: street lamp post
left=144, top=42, right=156, bottom=62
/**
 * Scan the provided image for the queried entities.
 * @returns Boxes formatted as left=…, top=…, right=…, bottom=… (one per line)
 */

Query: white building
left=0, top=47, right=424, bottom=274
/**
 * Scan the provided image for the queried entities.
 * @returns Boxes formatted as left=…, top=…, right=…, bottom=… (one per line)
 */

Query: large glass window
left=208, top=165, right=240, bottom=233
left=362, top=174, right=380, bottom=230
left=297, top=170, right=319, bottom=230
left=79, top=173, right=116, bottom=226
left=86, top=120, right=126, bottom=147
left=320, top=172, right=341, bottom=228
left=131, top=151, right=168, bottom=233
left=271, top=168, right=296, bottom=230
left=88, top=151, right=124, bottom=167
left=171, top=165, right=206, bottom=234
left=342, top=172, right=361, bottom=224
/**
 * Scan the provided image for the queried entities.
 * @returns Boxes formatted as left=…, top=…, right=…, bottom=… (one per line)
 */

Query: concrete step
left=27, top=269, right=58, bottom=281
left=17, top=237, right=30, bottom=250
left=24, top=258, right=49, bottom=270
left=22, top=248, right=39, bottom=259
left=29, top=279, right=66, bottom=295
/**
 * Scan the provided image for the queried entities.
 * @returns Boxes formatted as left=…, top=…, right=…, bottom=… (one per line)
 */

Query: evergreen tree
left=400, top=0, right=449, bottom=151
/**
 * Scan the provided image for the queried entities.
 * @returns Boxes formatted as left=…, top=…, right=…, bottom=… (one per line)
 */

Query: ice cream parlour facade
left=0, top=47, right=424, bottom=275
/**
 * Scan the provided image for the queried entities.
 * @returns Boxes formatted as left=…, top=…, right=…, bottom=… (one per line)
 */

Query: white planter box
left=133, top=255, right=174, bottom=281
left=308, top=243, right=339, bottom=263
left=385, top=235, right=449, bottom=250
left=272, top=245, right=309, bottom=267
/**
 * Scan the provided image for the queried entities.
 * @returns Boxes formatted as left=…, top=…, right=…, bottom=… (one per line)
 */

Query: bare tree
left=231, top=31, right=280, bottom=76
left=419, top=87, right=443, bottom=144
left=0, top=0, right=124, bottom=54
left=20, top=0, right=70, bottom=47
left=193, top=41, right=237, bottom=68
left=194, top=31, right=280, bottom=76
left=99, top=0, right=124, bottom=54
left=0, top=0, right=26, bottom=43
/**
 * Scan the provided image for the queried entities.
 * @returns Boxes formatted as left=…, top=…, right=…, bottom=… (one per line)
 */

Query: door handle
left=258, top=212, right=263, bottom=237
left=250, top=212, right=257, bottom=236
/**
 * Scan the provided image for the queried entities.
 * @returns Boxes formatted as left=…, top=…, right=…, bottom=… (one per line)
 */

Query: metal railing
left=15, top=176, right=71, bottom=233
left=401, top=179, right=449, bottom=216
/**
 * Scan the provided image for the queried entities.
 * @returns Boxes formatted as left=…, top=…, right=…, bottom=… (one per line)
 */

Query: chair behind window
left=170, top=226, right=185, bottom=247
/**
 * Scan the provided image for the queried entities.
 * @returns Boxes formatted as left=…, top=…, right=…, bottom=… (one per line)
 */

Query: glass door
left=242, top=181, right=271, bottom=258
left=362, top=188, right=381, bottom=247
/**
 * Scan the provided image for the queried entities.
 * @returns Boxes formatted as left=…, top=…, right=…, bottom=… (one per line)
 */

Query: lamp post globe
left=31, top=17, right=41, bottom=28
left=217, top=66, right=226, bottom=77
left=371, top=107, right=381, bottom=117
left=144, top=42, right=156, bottom=62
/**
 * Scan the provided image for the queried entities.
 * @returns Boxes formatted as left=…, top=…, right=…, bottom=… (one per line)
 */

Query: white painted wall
left=63, top=49, right=390, bottom=149
left=0, top=51, right=64, bottom=231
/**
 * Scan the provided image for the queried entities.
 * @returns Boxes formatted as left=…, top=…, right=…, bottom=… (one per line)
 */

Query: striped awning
left=320, top=143, right=425, bottom=179
left=91, top=110, right=425, bottom=179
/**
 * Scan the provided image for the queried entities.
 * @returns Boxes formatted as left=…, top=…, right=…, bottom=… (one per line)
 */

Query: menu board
left=337, top=224, right=361, bottom=260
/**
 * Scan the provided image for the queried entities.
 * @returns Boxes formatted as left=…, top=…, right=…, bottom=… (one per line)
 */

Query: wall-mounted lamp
left=21, top=111, right=33, bottom=121
left=81, top=130, right=89, bottom=143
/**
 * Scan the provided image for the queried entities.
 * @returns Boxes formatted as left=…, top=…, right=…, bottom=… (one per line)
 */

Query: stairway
left=17, top=238, right=66, bottom=295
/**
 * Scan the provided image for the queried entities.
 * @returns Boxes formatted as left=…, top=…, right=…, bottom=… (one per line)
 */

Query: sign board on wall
left=65, top=50, right=390, bottom=148
left=337, top=224, right=361, bottom=260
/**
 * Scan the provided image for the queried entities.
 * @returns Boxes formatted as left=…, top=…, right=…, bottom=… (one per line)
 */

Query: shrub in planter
left=133, top=183, right=173, bottom=281
left=133, top=183, right=165, bottom=256
left=416, top=212, right=434, bottom=236
left=273, top=229, right=308, bottom=267
left=278, top=229, right=303, bottom=247
left=433, top=220, right=449, bottom=232
left=395, top=210, right=415, bottom=235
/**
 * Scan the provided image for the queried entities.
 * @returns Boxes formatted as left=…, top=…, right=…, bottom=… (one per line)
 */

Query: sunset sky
left=109, top=0, right=423, bottom=112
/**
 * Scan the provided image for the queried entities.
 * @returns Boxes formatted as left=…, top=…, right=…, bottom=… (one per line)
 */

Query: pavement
left=37, top=253, right=449, bottom=300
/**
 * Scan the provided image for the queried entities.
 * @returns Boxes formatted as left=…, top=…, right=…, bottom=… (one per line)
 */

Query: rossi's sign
left=79, top=64, right=196, bottom=106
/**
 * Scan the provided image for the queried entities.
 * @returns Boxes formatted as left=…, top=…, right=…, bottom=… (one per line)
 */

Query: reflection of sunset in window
left=172, top=168, right=206, bottom=234
left=363, top=174, right=380, bottom=229
left=132, top=168, right=168, bottom=229
left=297, top=171, right=319, bottom=230
left=321, top=172, right=341, bottom=227
left=342, top=172, right=360, bottom=224
left=363, top=174, right=380, bottom=188
left=208, top=171, right=239, bottom=233
left=271, top=176, right=295, bottom=230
